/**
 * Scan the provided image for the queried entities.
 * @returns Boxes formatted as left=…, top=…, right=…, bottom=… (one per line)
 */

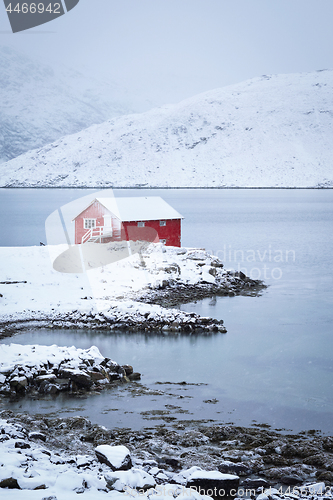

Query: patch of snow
left=187, top=470, right=239, bottom=481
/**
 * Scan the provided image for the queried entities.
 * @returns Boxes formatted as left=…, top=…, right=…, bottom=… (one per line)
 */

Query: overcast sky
left=1, top=0, right=333, bottom=107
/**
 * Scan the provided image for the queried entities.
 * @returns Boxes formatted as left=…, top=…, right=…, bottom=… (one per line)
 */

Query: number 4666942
left=6, top=3, right=62, bottom=14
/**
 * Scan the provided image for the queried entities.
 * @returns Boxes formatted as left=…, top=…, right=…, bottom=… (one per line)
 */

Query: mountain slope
left=0, top=45, right=133, bottom=163
left=1, top=70, right=333, bottom=187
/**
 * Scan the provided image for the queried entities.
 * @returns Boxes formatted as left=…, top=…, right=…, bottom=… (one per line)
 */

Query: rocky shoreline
left=0, top=344, right=141, bottom=399
left=0, top=304, right=228, bottom=339
left=1, top=409, right=332, bottom=498
left=138, top=270, right=266, bottom=308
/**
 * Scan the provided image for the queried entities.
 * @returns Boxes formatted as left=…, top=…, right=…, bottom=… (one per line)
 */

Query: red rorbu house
left=72, top=196, right=184, bottom=247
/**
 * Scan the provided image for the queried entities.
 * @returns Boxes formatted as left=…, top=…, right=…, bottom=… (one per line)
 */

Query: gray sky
left=1, top=0, right=333, bottom=107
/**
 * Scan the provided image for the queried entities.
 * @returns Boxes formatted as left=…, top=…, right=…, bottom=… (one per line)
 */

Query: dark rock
left=35, top=374, right=57, bottom=384
left=322, top=437, right=333, bottom=452
left=58, top=368, right=93, bottom=389
left=53, top=378, right=70, bottom=391
left=241, top=478, right=270, bottom=489
left=38, top=381, right=59, bottom=394
left=29, top=431, right=47, bottom=442
left=10, top=376, right=28, bottom=393
left=88, top=370, right=107, bottom=383
left=128, top=372, right=141, bottom=381
left=106, top=359, right=119, bottom=372
left=280, top=475, right=303, bottom=485
left=45, top=384, right=59, bottom=395
left=317, top=471, right=333, bottom=482
left=233, top=271, right=247, bottom=280
left=80, top=433, right=95, bottom=442
left=186, top=471, right=239, bottom=498
left=159, top=457, right=181, bottom=469
left=15, top=440, right=30, bottom=449
left=0, top=477, right=21, bottom=488
left=218, top=460, right=251, bottom=476
left=122, top=365, right=133, bottom=375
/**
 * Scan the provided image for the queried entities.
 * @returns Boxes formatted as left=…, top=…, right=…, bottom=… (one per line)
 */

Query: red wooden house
left=72, top=196, right=183, bottom=247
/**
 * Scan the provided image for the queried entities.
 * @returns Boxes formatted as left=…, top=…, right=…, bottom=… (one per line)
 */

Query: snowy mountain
left=0, top=45, right=133, bottom=163
left=1, top=69, right=333, bottom=187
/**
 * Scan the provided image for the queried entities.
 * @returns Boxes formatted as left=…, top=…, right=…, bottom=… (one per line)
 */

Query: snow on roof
left=76, top=196, right=184, bottom=222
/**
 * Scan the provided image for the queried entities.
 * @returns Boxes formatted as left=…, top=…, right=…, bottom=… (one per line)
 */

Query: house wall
left=74, top=201, right=182, bottom=246
left=123, top=219, right=181, bottom=247
left=74, top=201, right=111, bottom=244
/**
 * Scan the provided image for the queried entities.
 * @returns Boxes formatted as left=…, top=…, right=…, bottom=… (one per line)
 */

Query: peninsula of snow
left=0, top=242, right=261, bottom=336
left=1, top=70, right=333, bottom=188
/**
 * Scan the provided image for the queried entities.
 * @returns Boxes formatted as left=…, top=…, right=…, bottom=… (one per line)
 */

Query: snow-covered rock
left=104, top=468, right=155, bottom=491
left=0, top=344, right=136, bottom=397
left=1, top=70, right=333, bottom=187
left=95, top=445, right=132, bottom=471
left=186, top=469, right=240, bottom=496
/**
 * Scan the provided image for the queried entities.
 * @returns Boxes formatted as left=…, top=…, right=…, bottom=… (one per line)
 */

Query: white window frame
left=84, top=218, right=96, bottom=229
left=159, top=220, right=166, bottom=226
left=137, top=221, right=145, bottom=227
left=160, top=239, right=167, bottom=244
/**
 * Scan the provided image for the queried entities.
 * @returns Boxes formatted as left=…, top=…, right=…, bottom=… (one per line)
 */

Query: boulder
left=10, top=376, right=28, bottom=393
left=87, top=370, right=108, bottom=383
left=186, top=469, right=239, bottom=498
left=104, top=469, right=156, bottom=491
left=280, top=475, right=303, bottom=485
left=218, top=460, right=251, bottom=475
left=0, top=477, right=21, bottom=488
left=95, top=444, right=132, bottom=471
left=15, top=441, right=30, bottom=449
left=122, top=365, right=133, bottom=375
left=29, top=431, right=47, bottom=442
left=58, top=368, right=93, bottom=389
left=241, top=478, right=270, bottom=489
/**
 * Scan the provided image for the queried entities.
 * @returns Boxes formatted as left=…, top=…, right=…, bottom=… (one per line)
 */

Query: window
left=137, top=221, right=145, bottom=227
left=160, top=239, right=167, bottom=244
left=84, top=219, right=96, bottom=229
left=159, top=220, right=166, bottom=226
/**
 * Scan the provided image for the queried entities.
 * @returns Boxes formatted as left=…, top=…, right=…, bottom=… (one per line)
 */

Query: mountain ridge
left=0, top=45, right=134, bottom=163
left=1, top=69, right=333, bottom=188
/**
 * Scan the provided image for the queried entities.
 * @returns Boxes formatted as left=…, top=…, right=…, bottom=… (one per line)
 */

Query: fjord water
left=0, top=188, right=333, bottom=433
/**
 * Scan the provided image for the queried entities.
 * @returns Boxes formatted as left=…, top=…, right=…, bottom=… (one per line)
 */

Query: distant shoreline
left=1, top=186, right=332, bottom=190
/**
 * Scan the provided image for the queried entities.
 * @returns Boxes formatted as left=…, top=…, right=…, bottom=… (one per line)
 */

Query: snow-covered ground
left=0, top=415, right=230, bottom=500
left=0, top=242, right=248, bottom=333
left=1, top=70, right=333, bottom=188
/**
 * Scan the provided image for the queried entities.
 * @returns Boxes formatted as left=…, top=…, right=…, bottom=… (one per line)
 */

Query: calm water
left=0, top=188, right=333, bottom=433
